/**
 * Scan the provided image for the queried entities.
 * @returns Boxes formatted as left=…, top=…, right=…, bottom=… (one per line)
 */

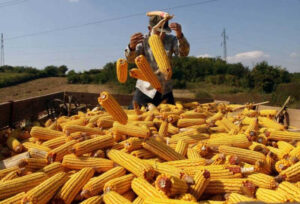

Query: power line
left=0, top=0, right=28, bottom=8
left=7, top=0, right=221, bottom=40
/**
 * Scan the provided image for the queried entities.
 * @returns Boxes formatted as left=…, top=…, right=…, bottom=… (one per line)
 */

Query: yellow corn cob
left=164, top=159, right=208, bottom=169
left=54, top=168, right=94, bottom=204
left=131, top=149, right=156, bottom=159
left=185, top=165, right=242, bottom=179
left=155, top=174, right=188, bottom=197
left=278, top=140, right=294, bottom=154
left=289, top=146, right=300, bottom=163
left=19, top=158, right=48, bottom=170
left=79, top=195, right=103, bottom=204
left=116, top=58, right=128, bottom=83
left=144, top=198, right=198, bottom=204
left=104, top=174, right=135, bottom=194
left=0, top=172, right=47, bottom=200
left=268, top=130, right=300, bottom=141
left=177, top=193, right=197, bottom=202
left=190, top=170, right=210, bottom=199
left=122, top=190, right=136, bottom=202
left=42, top=136, right=67, bottom=149
left=47, top=140, right=78, bottom=162
left=275, top=159, right=290, bottom=173
left=247, top=173, right=277, bottom=189
left=107, top=149, right=155, bottom=181
left=192, top=142, right=209, bottom=157
left=71, top=134, right=114, bottom=156
left=62, top=154, right=114, bottom=173
left=39, top=162, right=64, bottom=177
left=132, top=196, right=144, bottom=204
left=92, top=149, right=105, bottom=158
left=60, top=118, right=88, bottom=129
left=22, top=172, right=68, bottom=204
left=131, top=177, right=167, bottom=200
left=278, top=161, right=300, bottom=182
left=220, top=118, right=239, bottom=134
left=113, top=122, right=150, bottom=138
left=28, top=148, right=48, bottom=159
left=258, top=117, right=285, bottom=130
left=187, top=148, right=202, bottom=159
left=204, top=179, right=246, bottom=194
left=142, top=138, right=185, bottom=161
left=169, top=134, right=209, bottom=146
left=7, top=136, right=23, bottom=153
left=175, top=140, right=188, bottom=157
left=206, top=111, right=223, bottom=124
left=0, top=192, right=25, bottom=204
left=177, top=118, right=206, bottom=128
left=0, top=166, right=19, bottom=179
left=97, top=118, right=114, bottom=128
left=30, top=126, right=65, bottom=140
left=248, top=142, right=269, bottom=155
left=135, top=55, right=162, bottom=92
left=67, top=132, right=86, bottom=141
left=226, top=193, right=256, bottom=204
left=256, top=188, right=288, bottom=203
left=277, top=181, right=300, bottom=202
left=81, top=166, right=125, bottom=198
left=245, top=118, right=258, bottom=137
left=206, top=134, right=251, bottom=149
left=63, top=124, right=104, bottom=136
left=129, top=68, right=147, bottom=81
left=159, top=120, right=168, bottom=137
left=103, top=191, right=131, bottom=204
left=259, top=109, right=277, bottom=117
left=124, top=137, right=143, bottom=152
left=167, top=123, right=179, bottom=135
left=148, top=34, right=172, bottom=80
left=167, top=114, right=181, bottom=124
left=180, top=111, right=206, bottom=119
left=0, top=169, right=21, bottom=183
left=257, top=133, right=268, bottom=144
left=218, top=145, right=266, bottom=164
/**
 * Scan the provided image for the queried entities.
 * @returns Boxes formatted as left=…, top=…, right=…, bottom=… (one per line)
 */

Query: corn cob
left=60, top=118, right=88, bottom=129
left=42, top=136, right=67, bottom=149
left=220, top=118, right=239, bottom=134
left=107, top=149, right=155, bottom=181
left=97, top=118, right=114, bottom=128
left=93, top=149, right=105, bottom=158
left=144, top=198, right=198, bottom=204
left=275, top=159, right=290, bottom=173
left=177, top=118, right=206, bottom=128
left=19, top=158, right=48, bottom=170
left=190, top=170, right=210, bottom=199
left=277, top=181, right=300, bottom=202
left=63, top=124, right=104, bottom=136
left=175, top=140, right=188, bottom=157
left=0, top=172, right=47, bottom=200
left=167, top=123, right=179, bottom=135
left=131, top=149, right=156, bottom=159
left=113, top=122, right=150, bottom=138
left=226, top=193, right=256, bottom=204
left=268, top=130, right=300, bottom=141
left=259, top=109, right=277, bottom=117
left=206, top=111, right=223, bottom=124
left=170, top=134, right=209, bottom=145
left=104, top=174, right=135, bottom=194
left=180, top=111, right=207, bottom=119
left=39, top=162, right=64, bottom=177
left=256, top=188, right=288, bottom=203
left=122, top=191, right=136, bottom=202
left=30, top=126, right=65, bottom=140
left=54, top=168, right=94, bottom=204
left=204, top=179, right=246, bottom=194
left=289, top=146, right=300, bottom=163
left=47, top=140, right=78, bottom=162
left=62, top=154, right=114, bottom=173
left=258, top=117, right=285, bottom=130
left=22, top=172, right=68, bottom=204
left=79, top=195, right=103, bottom=204
left=0, top=166, right=19, bottom=179
left=0, top=192, right=25, bottom=204
left=135, top=55, right=162, bottom=92
left=103, top=191, right=132, bottom=204
left=155, top=174, right=188, bottom=196
left=116, top=58, right=128, bottom=83
left=143, top=138, right=185, bottom=161
left=28, top=148, right=48, bottom=160
left=148, top=35, right=172, bottom=80
left=132, top=196, right=144, bottom=204
left=0, top=169, right=21, bottom=183
left=187, top=148, right=202, bottom=159
left=247, top=173, right=277, bottom=189
left=245, top=118, right=258, bottom=137
left=218, top=145, right=265, bottom=164
left=159, top=120, right=168, bottom=137
left=71, top=134, right=114, bottom=156
left=81, top=166, right=125, bottom=198
left=124, top=137, right=143, bottom=152
left=206, top=134, right=251, bottom=149
left=131, top=177, right=167, bottom=199
left=7, top=136, right=23, bottom=153
left=192, top=142, right=209, bottom=157
left=164, top=159, right=208, bottom=169
left=177, top=193, right=197, bottom=202
left=278, top=161, right=300, bottom=182
left=129, top=68, right=147, bottom=81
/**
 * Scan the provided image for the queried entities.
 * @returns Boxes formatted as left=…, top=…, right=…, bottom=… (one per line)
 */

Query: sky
left=0, top=0, right=299, bottom=72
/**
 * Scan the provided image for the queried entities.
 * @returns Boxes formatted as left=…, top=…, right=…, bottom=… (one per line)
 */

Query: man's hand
left=129, top=32, right=144, bottom=50
left=169, top=22, right=183, bottom=39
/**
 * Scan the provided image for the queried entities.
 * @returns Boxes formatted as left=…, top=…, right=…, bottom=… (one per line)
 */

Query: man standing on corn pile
left=125, top=12, right=190, bottom=107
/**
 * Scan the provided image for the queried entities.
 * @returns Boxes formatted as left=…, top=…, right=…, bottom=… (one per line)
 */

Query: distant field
left=0, top=72, right=36, bottom=88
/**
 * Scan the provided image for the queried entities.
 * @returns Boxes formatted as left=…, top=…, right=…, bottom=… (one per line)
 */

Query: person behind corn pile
left=125, top=14, right=190, bottom=108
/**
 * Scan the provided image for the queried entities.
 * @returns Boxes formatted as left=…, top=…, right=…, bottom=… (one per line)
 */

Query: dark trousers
left=131, top=89, right=175, bottom=108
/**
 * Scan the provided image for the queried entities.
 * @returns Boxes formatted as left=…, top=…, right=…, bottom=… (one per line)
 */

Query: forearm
left=178, top=34, right=190, bottom=57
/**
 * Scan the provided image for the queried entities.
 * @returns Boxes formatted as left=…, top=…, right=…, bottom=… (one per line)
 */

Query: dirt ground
left=0, top=77, right=196, bottom=103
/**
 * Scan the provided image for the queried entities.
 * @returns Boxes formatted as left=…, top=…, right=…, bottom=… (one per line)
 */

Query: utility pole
left=221, top=28, right=228, bottom=62
left=0, top=33, right=4, bottom=66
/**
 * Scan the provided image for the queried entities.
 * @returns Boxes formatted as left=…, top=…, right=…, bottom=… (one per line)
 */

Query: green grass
left=0, top=72, right=36, bottom=88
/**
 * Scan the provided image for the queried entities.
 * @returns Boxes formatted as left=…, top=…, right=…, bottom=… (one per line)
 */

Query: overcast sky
left=0, top=0, right=299, bottom=72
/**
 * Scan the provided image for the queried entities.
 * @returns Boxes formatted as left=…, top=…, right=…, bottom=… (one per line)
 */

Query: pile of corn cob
left=1, top=91, right=300, bottom=204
